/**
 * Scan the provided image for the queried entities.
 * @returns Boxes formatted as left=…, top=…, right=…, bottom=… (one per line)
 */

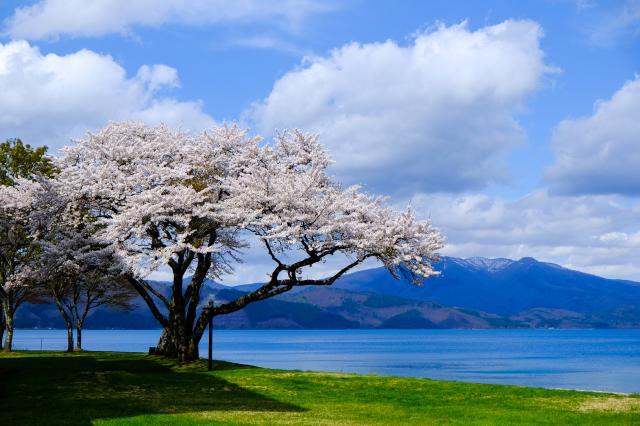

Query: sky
left=0, top=0, right=639, bottom=282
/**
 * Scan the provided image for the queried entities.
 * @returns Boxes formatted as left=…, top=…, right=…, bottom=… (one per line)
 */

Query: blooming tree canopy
left=58, top=122, right=444, bottom=362
left=58, top=122, right=249, bottom=275
left=195, top=131, right=444, bottom=335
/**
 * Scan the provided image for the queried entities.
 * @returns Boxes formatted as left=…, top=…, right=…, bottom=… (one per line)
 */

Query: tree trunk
left=75, top=321, right=83, bottom=351
left=187, top=336, right=200, bottom=361
left=154, top=265, right=192, bottom=362
left=128, top=247, right=214, bottom=363
left=0, top=306, right=5, bottom=351
left=66, top=322, right=74, bottom=352
left=2, top=301, right=14, bottom=353
left=52, top=294, right=74, bottom=352
left=155, top=327, right=179, bottom=358
left=155, top=325, right=200, bottom=362
left=3, top=322, right=12, bottom=353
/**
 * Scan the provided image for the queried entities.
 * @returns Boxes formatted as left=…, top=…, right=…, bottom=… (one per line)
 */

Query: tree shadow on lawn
left=0, top=353, right=304, bottom=425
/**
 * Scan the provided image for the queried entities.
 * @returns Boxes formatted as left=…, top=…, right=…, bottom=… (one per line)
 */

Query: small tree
left=0, top=139, right=56, bottom=186
left=37, top=227, right=134, bottom=352
left=27, top=178, right=136, bottom=352
left=0, top=180, right=44, bottom=351
left=40, top=240, right=134, bottom=352
left=58, top=123, right=444, bottom=362
left=0, top=139, right=55, bottom=351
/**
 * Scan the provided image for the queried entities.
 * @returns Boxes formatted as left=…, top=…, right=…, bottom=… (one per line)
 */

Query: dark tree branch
left=191, top=253, right=377, bottom=343
left=263, top=239, right=284, bottom=267
left=127, top=275, right=168, bottom=328
left=181, top=251, right=195, bottom=276
left=139, top=281, right=169, bottom=308
left=185, top=252, right=211, bottom=332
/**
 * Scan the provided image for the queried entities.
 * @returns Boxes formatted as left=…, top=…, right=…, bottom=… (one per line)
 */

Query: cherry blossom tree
left=0, top=139, right=55, bottom=352
left=58, top=122, right=250, bottom=361
left=0, top=180, right=44, bottom=352
left=30, top=182, right=136, bottom=351
left=58, top=122, right=444, bottom=362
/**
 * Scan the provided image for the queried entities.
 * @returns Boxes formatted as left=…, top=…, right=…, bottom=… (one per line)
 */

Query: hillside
left=336, top=257, right=640, bottom=313
left=333, top=257, right=640, bottom=327
left=13, top=256, right=640, bottom=329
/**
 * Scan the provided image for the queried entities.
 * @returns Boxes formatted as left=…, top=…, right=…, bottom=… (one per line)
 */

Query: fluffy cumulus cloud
left=546, top=75, right=640, bottom=195
left=0, top=40, right=214, bottom=150
left=3, top=0, right=331, bottom=40
left=250, top=20, right=552, bottom=194
left=411, top=191, right=640, bottom=280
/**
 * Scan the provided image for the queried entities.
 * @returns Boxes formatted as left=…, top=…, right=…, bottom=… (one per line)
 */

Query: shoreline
left=7, top=329, right=640, bottom=395
left=3, top=348, right=639, bottom=397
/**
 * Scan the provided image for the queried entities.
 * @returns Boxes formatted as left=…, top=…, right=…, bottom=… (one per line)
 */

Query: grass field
left=1, top=351, right=639, bottom=425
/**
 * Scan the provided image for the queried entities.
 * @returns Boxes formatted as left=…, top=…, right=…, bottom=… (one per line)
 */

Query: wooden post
left=208, top=313, right=213, bottom=371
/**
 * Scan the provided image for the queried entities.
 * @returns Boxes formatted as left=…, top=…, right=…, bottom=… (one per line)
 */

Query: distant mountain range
left=14, top=256, right=640, bottom=329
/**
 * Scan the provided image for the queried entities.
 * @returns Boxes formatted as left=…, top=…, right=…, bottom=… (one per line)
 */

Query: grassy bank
left=0, top=351, right=639, bottom=425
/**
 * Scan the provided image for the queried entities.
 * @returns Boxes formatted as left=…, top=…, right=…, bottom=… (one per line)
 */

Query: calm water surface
left=11, top=329, right=640, bottom=393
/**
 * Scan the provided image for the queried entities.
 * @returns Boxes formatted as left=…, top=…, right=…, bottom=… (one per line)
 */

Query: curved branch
left=127, top=276, right=168, bottom=328
left=293, top=255, right=375, bottom=287
left=192, top=255, right=374, bottom=345
left=139, top=281, right=169, bottom=307
left=263, top=239, right=284, bottom=267
left=204, top=253, right=375, bottom=326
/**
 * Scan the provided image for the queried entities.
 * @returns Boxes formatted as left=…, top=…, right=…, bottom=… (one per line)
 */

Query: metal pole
left=208, top=314, right=213, bottom=371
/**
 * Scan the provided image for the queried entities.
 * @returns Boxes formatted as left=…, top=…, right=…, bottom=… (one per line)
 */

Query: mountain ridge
left=13, top=256, right=640, bottom=330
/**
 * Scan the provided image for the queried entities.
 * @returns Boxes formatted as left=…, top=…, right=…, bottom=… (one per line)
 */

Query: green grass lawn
left=1, top=351, right=639, bottom=425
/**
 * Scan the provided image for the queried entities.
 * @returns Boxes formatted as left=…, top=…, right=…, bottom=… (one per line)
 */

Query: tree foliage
left=0, top=139, right=56, bottom=186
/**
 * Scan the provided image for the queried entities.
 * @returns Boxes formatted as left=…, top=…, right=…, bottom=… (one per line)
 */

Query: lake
left=11, top=328, right=640, bottom=394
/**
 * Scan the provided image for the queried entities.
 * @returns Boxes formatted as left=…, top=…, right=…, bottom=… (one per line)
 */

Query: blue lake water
left=11, top=328, right=640, bottom=394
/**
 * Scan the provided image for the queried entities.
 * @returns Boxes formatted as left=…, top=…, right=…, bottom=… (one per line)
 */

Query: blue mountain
left=333, top=257, right=640, bottom=316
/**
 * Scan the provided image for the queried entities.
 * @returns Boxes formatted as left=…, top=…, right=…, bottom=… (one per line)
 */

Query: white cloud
left=411, top=190, right=640, bottom=280
left=249, top=20, right=553, bottom=195
left=3, top=0, right=332, bottom=41
left=136, top=64, right=179, bottom=91
left=0, top=40, right=214, bottom=151
left=546, top=75, right=640, bottom=195
left=225, top=35, right=309, bottom=56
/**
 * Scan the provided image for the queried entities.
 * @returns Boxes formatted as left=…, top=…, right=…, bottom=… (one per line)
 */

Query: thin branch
left=263, top=239, right=285, bottom=267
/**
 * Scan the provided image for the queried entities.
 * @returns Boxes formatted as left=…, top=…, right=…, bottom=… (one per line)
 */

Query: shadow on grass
left=0, top=353, right=304, bottom=425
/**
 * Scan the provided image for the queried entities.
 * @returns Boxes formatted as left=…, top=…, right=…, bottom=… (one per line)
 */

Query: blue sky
left=0, top=0, right=639, bottom=281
